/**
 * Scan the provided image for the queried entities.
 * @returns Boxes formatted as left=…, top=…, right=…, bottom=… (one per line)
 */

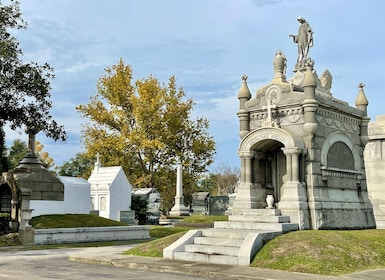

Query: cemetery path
left=0, top=245, right=383, bottom=279
left=0, top=245, right=213, bottom=280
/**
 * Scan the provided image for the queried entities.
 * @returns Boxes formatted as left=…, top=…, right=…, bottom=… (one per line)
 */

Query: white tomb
left=30, top=176, right=91, bottom=217
left=88, top=156, right=132, bottom=221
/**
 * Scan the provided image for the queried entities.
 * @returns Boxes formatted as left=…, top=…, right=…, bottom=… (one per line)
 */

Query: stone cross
left=262, top=99, right=278, bottom=127
left=94, top=153, right=102, bottom=173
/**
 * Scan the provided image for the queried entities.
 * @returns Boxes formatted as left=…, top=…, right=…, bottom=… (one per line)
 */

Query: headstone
left=209, top=196, right=229, bottom=216
left=191, top=192, right=210, bottom=214
left=119, top=210, right=136, bottom=225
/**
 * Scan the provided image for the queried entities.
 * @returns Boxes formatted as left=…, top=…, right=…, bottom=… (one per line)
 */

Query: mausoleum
left=164, top=16, right=376, bottom=266
left=234, top=19, right=375, bottom=230
left=88, top=155, right=132, bottom=221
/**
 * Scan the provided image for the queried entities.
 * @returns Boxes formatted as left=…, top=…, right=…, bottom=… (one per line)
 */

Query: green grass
left=173, top=215, right=228, bottom=228
left=124, top=230, right=189, bottom=257
left=29, top=214, right=127, bottom=229
left=251, top=230, right=385, bottom=276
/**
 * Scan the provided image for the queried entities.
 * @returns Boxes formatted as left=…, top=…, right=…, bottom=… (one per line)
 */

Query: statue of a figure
left=289, top=16, right=313, bottom=66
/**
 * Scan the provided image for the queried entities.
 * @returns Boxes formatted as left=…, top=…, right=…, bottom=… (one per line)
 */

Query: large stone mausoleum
left=234, top=19, right=375, bottom=230
left=164, top=17, right=377, bottom=267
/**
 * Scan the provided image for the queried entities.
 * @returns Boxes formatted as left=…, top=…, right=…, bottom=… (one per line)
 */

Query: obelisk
left=169, top=157, right=190, bottom=216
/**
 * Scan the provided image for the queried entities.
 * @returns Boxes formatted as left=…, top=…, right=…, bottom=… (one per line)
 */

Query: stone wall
left=365, top=115, right=385, bottom=228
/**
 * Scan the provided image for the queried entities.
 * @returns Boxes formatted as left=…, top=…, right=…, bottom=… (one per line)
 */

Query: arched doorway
left=235, top=127, right=307, bottom=210
left=252, top=139, right=285, bottom=203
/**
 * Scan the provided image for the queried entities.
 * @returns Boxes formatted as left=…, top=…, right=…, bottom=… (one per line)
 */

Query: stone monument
left=163, top=17, right=377, bottom=267
left=0, top=133, right=64, bottom=244
left=169, top=157, right=189, bottom=216
left=234, top=17, right=375, bottom=230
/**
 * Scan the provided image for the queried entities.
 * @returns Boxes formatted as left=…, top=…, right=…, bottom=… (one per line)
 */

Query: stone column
left=254, top=152, right=265, bottom=185
left=169, top=157, right=190, bottom=216
left=278, top=147, right=310, bottom=229
left=291, top=149, right=301, bottom=183
left=233, top=151, right=260, bottom=209
left=283, top=149, right=292, bottom=182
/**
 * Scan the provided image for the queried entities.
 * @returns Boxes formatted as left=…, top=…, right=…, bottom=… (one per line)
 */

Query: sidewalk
left=68, top=245, right=385, bottom=280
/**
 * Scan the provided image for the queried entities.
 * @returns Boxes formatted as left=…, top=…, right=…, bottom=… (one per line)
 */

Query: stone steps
left=200, top=228, right=259, bottom=239
left=173, top=251, right=238, bottom=266
left=164, top=209, right=299, bottom=266
left=194, top=236, right=244, bottom=247
left=214, top=221, right=298, bottom=232
left=185, top=243, right=240, bottom=256
left=231, top=208, right=281, bottom=216
left=228, top=214, right=290, bottom=223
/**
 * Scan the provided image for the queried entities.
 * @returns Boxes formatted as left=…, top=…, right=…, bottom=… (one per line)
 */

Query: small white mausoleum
left=30, top=176, right=91, bottom=217
left=88, top=156, right=132, bottom=221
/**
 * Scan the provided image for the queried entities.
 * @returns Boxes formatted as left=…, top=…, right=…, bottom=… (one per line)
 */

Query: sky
left=5, top=0, right=385, bottom=171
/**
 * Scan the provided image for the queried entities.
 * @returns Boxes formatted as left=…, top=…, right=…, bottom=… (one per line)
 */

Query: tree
left=214, top=163, right=240, bottom=195
left=7, top=139, right=27, bottom=168
left=77, top=59, right=215, bottom=211
left=0, top=1, right=66, bottom=172
left=57, top=152, right=93, bottom=179
left=7, top=139, right=55, bottom=169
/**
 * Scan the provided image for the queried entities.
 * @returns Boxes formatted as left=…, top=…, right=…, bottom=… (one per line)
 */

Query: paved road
left=0, top=246, right=215, bottom=280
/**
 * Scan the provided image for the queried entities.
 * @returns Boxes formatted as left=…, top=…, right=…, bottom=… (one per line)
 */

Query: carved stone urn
left=266, top=194, right=275, bottom=209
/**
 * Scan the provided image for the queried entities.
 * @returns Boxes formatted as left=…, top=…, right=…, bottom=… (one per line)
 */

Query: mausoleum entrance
left=235, top=127, right=307, bottom=214
left=252, top=139, right=286, bottom=204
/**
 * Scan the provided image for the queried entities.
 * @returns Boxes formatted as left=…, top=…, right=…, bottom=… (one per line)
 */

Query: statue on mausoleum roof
left=289, top=16, right=313, bottom=69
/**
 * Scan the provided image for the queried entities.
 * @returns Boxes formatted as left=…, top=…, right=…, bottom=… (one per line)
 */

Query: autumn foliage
left=77, top=59, right=215, bottom=211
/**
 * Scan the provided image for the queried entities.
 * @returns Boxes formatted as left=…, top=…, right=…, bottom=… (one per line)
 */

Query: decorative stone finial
left=355, top=82, right=368, bottom=115
left=238, top=74, right=251, bottom=100
left=272, top=50, right=287, bottom=82
left=303, top=67, right=317, bottom=88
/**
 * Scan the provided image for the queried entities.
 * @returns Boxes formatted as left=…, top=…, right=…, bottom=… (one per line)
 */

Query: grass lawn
left=29, top=214, right=127, bottom=229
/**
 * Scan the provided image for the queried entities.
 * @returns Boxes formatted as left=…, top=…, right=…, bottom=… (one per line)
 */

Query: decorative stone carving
left=320, top=70, right=333, bottom=91
left=272, top=50, right=287, bottom=82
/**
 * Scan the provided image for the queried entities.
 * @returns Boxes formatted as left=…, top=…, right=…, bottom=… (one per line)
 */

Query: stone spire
left=238, top=74, right=251, bottom=102
left=302, top=67, right=319, bottom=139
left=17, top=133, right=44, bottom=169
left=355, top=82, right=369, bottom=115
left=237, top=75, right=251, bottom=139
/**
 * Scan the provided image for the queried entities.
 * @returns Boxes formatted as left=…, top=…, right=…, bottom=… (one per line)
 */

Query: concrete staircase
left=163, top=209, right=298, bottom=266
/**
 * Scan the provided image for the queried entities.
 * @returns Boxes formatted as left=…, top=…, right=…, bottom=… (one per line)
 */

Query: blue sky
left=5, top=0, right=385, bottom=171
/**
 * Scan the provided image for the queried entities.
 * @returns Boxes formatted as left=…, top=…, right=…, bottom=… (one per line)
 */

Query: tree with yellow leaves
left=77, top=59, right=215, bottom=211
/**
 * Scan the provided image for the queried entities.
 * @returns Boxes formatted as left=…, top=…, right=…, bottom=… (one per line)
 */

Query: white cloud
left=5, top=0, right=385, bottom=171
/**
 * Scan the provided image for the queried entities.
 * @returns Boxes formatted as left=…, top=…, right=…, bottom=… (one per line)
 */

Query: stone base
left=232, top=183, right=267, bottom=209
left=309, top=204, right=376, bottom=230
left=18, top=227, right=34, bottom=245
left=169, top=196, right=190, bottom=216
